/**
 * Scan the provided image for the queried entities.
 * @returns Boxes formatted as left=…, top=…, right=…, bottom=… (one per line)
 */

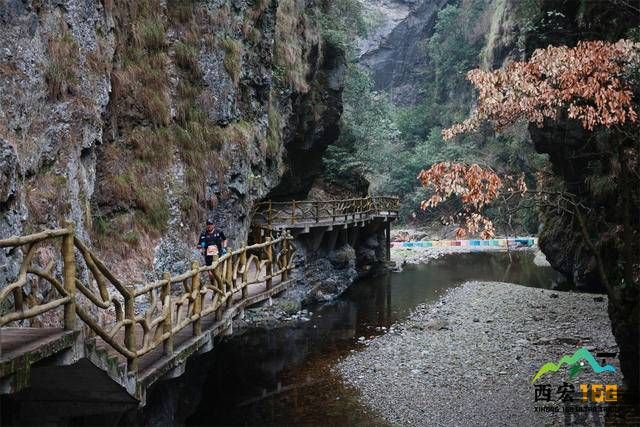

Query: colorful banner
left=391, top=237, right=537, bottom=249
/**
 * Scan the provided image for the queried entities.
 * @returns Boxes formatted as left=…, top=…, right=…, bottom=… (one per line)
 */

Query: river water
left=135, top=252, right=561, bottom=426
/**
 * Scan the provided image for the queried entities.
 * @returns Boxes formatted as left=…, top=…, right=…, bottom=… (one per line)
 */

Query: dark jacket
left=198, top=229, right=226, bottom=255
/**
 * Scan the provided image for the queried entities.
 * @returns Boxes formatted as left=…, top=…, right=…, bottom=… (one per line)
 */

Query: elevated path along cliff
left=0, top=196, right=399, bottom=410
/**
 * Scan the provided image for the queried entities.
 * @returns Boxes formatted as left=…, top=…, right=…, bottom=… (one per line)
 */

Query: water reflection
left=162, top=252, right=560, bottom=426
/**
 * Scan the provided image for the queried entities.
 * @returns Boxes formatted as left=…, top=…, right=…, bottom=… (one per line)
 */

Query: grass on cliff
left=25, top=173, right=70, bottom=223
left=274, top=0, right=313, bottom=92
left=175, top=40, right=201, bottom=80
left=95, top=0, right=173, bottom=244
left=243, top=0, right=271, bottom=44
left=220, top=37, right=244, bottom=86
left=45, top=27, right=80, bottom=101
left=266, top=101, right=282, bottom=158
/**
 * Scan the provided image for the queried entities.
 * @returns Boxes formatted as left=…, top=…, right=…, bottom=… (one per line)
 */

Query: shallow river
left=136, top=252, right=561, bottom=426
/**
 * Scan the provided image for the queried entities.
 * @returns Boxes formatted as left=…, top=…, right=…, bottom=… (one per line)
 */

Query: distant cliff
left=358, top=0, right=522, bottom=105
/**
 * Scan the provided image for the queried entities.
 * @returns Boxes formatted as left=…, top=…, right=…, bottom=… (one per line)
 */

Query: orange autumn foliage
left=443, top=39, right=639, bottom=140
left=418, top=163, right=526, bottom=239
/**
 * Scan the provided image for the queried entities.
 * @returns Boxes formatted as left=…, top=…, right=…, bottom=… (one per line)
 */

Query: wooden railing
left=0, top=223, right=294, bottom=371
left=252, top=196, right=400, bottom=228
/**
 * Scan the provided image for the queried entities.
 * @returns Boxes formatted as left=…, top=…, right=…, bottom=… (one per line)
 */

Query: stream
left=135, top=251, right=562, bottom=426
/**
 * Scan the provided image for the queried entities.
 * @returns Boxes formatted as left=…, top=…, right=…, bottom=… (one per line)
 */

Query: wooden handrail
left=251, top=196, right=400, bottom=228
left=0, top=195, right=396, bottom=372
left=0, top=226, right=295, bottom=373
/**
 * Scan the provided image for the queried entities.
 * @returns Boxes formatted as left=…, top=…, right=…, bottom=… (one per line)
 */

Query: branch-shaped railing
left=252, top=196, right=400, bottom=228
left=0, top=223, right=295, bottom=372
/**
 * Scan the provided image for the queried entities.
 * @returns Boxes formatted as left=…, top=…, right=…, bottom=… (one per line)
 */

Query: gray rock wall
left=0, top=1, right=346, bottom=284
left=359, top=0, right=450, bottom=105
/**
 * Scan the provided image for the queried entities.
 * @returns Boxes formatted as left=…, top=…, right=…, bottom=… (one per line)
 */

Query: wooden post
left=161, top=272, right=173, bottom=356
left=240, top=250, right=248, bottom=299
left=282, top=238, right=290, bottom=281
left=268, top=200, right=272, bottom=227
left=160, top=272, right=173, bottom=355
left=385, top=221, right=391, bottom=262
left=62, top=220, right=76, bottom=330
left=332, top=204, right=336, bottom=222
left=124, top=290, right=138, bottom=371
left=225, top=256, right=233, bottom=309
left=265, top=237, right=273, bottom=290
left=291, top=200, right=296, bottom=225
left=315, top=202, right=319, bottom=223
left=191, top=262, right=202, bottom=337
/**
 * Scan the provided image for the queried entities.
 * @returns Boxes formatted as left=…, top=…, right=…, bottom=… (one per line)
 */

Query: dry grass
left=212, top=4, right=231, bottom=27
left=25, top=173, right=69, bottom=223
left=168, top=0, right=193, bottom=24
left=266, top=101, right=282, bottom=158
left=45, top=27, right=80, bottom=101
left=91, top=0, right=174, bottom=253
left=175, top=40, right=201, bottom=80
left=112, top=49, right=170, bottom=126
left=129, top=127, right=173, bottom=168
left=109, top=0, right=170, bottom=126
left=274, top=0, right=311, bottom=92
left=220, top=37, right=244, bottom=86
left=244, top=0, right=271, bottom=42
left=86, top=48, right=110, bottom=76
left=133, top=18, right=166, bottom=51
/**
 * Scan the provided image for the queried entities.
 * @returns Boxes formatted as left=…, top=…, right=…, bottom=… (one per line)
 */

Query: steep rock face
left=358, top=0, right=522, bottom=105
left=268, top=41, right=346, bottom=200
left=0, top=1, right=345, bottom=281
left=526, top=0, right=639, bottom=401
left=0, top=0, right=114, bottom=285
left=359, top=0, right=450, bottom=105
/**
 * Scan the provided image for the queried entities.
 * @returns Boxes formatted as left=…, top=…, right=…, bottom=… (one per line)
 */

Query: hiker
left=197, top=220, right=228, bottom=280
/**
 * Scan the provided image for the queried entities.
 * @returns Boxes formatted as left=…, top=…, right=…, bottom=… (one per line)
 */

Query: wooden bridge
left=252, top=196, right=399, bottom=231
left=0, top=196, right=399, bottom=411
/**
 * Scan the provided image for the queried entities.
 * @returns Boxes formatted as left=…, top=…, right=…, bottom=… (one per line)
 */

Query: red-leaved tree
left=419, top=39, right=640, bottom=402
left=442, top=39, right=639, bottom=140
left=420, top=40, right=639, bottom=238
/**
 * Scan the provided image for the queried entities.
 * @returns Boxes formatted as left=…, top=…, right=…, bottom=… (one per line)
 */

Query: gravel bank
left=337, top=281, right=622, bottom=426
left=390, top=246, right=541, bottom=269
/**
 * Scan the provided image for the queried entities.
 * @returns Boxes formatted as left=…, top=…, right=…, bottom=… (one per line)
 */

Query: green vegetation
left=94, top=0, right=174, bottom=243
left=321, top=0, right=545, bottom=233
left=174, top=40, right=200, bottom=79
left=266, top=100, right=282, bottom=158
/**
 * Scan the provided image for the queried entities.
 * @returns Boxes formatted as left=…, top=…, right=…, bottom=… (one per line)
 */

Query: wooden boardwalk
left=252, top=196, right=399, bottom=231
left=0, top=196, right=399, bottom=406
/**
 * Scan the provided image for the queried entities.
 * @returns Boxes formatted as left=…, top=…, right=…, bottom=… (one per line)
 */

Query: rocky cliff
left=0, top=0, right=345, bottom=283
left=359, top=0, right=450, bottom=105
left=526, top=0, right=639, bottom=402
left=358, top=0, right=522, bottom=105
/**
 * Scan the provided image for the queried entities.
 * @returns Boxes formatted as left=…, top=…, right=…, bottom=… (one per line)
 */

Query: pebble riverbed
left=336, top=281, right=623, bottom=426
